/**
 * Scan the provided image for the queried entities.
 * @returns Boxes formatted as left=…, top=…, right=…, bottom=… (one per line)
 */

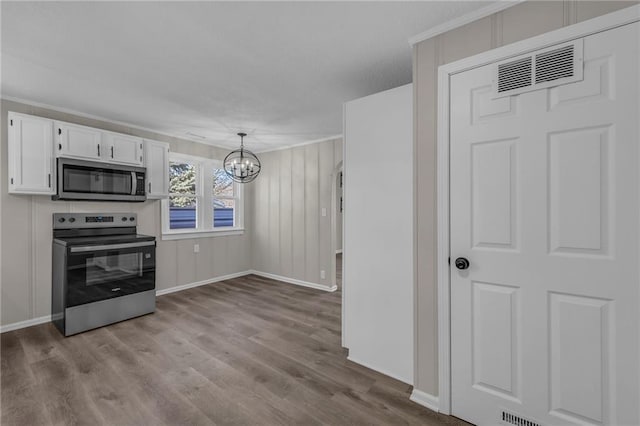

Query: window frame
left=161, top=152, right=244, bottom=240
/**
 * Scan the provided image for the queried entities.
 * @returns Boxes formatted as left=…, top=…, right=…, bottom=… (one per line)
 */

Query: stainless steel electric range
left=52, top=213, right=156, bottom=336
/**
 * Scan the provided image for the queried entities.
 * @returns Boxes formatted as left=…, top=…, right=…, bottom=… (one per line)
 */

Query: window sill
left=161, top=228, right=245, bottom=241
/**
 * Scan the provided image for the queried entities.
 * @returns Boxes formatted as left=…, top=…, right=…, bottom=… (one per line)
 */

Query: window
left=213, top=169, right=237, bottom=228
left=163, top=153, right=243, bottom=239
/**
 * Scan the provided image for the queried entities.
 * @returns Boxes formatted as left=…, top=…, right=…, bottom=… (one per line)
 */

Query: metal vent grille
left=498, top=57, right=533, bottom=93
left=535, top=44, right=575, bottom=84
left=501, top=409, right=541, bottom=426
left=493, top=39, right=583, bottom=98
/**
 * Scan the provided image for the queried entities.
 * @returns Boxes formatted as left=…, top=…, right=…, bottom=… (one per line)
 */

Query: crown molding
left=256, top=134, right=343, bottom=154
left=408, top=0, right=524, bottom=46
left=0, top=95, right=231, bottom=150
left=2, top=95, right=341, bottom=154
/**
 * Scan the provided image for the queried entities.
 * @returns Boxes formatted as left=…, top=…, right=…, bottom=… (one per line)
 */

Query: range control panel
left=53, top=213, right=137, bottom=229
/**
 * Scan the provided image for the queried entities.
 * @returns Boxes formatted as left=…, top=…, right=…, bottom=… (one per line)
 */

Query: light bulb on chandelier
left=223, top=132, right=261, bottom=183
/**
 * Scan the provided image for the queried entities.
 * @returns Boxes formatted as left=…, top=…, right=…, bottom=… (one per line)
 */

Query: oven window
left=86, top=253, right=142, bottom=286
left=66, top=247, right=155, bottom=307
left=63, top=164, right=133, bottom=195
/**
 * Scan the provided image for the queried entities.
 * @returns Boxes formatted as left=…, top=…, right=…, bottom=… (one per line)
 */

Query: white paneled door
left=449, top=23, right=639, bottom=426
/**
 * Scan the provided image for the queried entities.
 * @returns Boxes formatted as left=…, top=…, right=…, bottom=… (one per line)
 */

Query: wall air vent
left=500, top=409, right=542, bottom=426
left=535, top=44, right=575, bottom=84
left=497, top=57, right=532, bottom=93
left=493, top=39, right=583, bottom=98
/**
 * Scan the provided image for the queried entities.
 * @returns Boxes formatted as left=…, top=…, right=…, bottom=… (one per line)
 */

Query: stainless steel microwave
left=53, top=158, right=146, bottom=202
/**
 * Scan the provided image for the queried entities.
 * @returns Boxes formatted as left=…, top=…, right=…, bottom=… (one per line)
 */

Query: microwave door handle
left=131, top=172, right=137, bottom=196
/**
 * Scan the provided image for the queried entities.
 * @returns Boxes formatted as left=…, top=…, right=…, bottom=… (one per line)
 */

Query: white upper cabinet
left=8, top=112, right=55, bottom=195
left=55, top=122, right=144, bottom=166
left=55, top=121, right=102, bottom=161
left=143, top=139, right=169, bottom=199
left=102, top=132, right=143, bottom=166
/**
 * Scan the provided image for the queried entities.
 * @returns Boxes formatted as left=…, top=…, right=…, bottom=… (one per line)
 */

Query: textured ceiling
left=1, top=1, right=491, bottom=151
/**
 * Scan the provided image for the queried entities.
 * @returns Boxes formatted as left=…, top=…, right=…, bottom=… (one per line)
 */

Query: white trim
left=435, top=4, right=640, bottom=417
left=341, top=102, right=348, bottom=349
left=0, top=270, right=315, bottom=332
left=347, top=354, right=412, bottom=385
left=162, top=151, right=245, bottom=237
left=408, top=1, right=523, bottom=46
left=155, top=271, right=251, bottom=296
left=255, top=134, right=342, bottom=154
left=0, top=95, right=231, bottom=150
left=335, top=249, right=343, bottom=254
left=436, top=49, right=453, bottom=416
left=410, top=389, right=440, bottom=413
left=0, top=315, right=51, bottom=334
left=162, top=229, right=244, bottom=240
left=250, top=270, right=337, bottom=292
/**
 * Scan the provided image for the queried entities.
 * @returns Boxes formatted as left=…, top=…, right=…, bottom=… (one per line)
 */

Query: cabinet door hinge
left=58, top=128, right=62, bottom=135
left=448, top=257, right=451, bottom=265
left=48, top=174, right=51, bottom=188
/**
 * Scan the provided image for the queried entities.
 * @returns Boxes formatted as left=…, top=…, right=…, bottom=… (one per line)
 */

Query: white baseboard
left=155, top=270, right=251, bottom=296
left=0, top=315, right=52, bottom=334
left=1, top=272, right=251, bottom=333
left=410, top=389, right=440, bottom=413
left=250, top=270, right=337, bottom=292
left=0, top=270, right=333, bottom=333
left=347, top=354, right=412, bottom=385
left=336, top=249, right=343, bottom=254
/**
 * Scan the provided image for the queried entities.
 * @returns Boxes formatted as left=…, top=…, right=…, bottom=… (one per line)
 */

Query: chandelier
left=223, top=132, right=261, bottom=183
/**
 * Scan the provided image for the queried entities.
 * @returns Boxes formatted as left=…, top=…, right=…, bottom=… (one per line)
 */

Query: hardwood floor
left=1, top=272, right=466, bottom=425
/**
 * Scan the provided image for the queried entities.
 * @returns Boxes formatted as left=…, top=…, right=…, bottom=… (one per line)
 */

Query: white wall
left=250, top=138, right=342, bottom=290
left=343, top=84, right=413, bottom=384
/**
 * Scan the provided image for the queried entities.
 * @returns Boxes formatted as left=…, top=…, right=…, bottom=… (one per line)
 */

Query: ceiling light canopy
left=223, top=133, right=261, bottom=183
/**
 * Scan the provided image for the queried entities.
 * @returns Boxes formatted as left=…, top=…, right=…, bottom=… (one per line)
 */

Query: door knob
left=455, top=257, right=470, bottom=270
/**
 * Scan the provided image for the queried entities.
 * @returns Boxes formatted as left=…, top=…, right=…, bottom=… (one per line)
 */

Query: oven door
left=65, top=241, right=155, bottom=307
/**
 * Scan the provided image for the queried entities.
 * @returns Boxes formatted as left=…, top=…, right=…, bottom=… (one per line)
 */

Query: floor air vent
left=493, top=39, right=583, bottom=98
left=501, top=409, right=541, bottom=426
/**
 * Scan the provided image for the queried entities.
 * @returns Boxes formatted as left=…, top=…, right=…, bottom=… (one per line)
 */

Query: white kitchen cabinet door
left=103, top=132, right=143, bottom=166
left=143, top=139, right=169, bottom=199
left=8, top=112, right=55, bottom=194
left=55, top=121, right=102, bottom=161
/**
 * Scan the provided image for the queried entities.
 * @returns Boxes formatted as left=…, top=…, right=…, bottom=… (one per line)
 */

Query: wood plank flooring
left=1, top=268, right=467, bottom=425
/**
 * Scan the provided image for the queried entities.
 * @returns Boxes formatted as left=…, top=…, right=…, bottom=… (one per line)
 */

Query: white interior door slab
left=449, top=22, right=639, bottom=426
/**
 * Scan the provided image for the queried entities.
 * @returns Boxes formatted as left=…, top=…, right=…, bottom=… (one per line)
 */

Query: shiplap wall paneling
left=280, top=149, right=294, bottom=278
left=291, top=147, right=307, bottom=281
left=304, top=144, right=320, bottom=283
left=251, top=139, right=341, bottom=290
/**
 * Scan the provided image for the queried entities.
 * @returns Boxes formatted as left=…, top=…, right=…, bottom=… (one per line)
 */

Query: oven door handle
left=69, top=241, right=155, bottom=253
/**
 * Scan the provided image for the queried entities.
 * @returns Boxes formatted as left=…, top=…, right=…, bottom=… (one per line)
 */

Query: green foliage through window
left=169, top=162, right=196, bottom=207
